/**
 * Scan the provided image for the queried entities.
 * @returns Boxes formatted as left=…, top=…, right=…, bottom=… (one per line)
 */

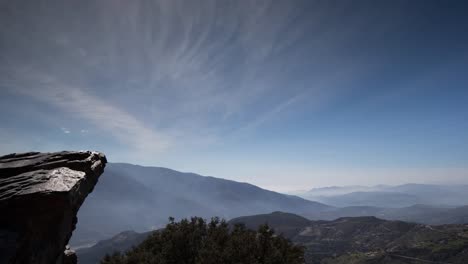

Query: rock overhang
left=0, top=151, right=107, bottom=264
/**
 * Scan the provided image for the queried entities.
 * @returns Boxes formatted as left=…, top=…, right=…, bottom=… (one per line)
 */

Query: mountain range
left=294, top=184, right=468, bottom=208
left=231, top=212, right=468, bottom=264
left=72, top=163, right=330, bottom=247
left=77, top=212, right=468, bottom=264
left=72, top=163, right=468, bottom=250
left=305, top=204, right=468, bottom=226
left=76, top=230, right=151, bottom=264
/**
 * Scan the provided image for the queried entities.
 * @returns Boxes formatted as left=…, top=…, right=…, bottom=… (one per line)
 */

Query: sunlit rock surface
left=0, top=151, right=107, bottom=264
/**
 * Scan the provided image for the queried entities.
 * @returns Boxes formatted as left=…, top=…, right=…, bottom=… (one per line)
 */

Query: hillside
left=232, top=213, right=468, bottom=264
left=306, top=204, right=468, bottom=225
left=72, top=163, right=331, bottom=246
left=229, top=211, right=312, bottom=238
left=78, top=212, right=468, bottom=264
left=73, top=163, right=468, bottom=247
left=76, top=231, right=151, bottom=264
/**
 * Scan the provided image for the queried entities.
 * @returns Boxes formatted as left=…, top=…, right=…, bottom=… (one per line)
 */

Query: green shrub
left=100, top=217, right=305, bottom=264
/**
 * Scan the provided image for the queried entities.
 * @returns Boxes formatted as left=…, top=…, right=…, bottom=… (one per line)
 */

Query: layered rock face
left=0, top=151, right=107, bottom=264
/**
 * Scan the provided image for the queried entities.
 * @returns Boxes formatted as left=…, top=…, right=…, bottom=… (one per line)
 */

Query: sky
left=1, top=0, right=468, bottom=192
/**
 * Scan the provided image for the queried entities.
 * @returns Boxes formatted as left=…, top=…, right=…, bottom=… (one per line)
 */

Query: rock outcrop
left=0, top=151, right=107, bottom=264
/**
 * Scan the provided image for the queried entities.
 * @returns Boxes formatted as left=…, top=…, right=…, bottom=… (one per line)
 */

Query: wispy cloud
left=61, top=127, right=71, bottom=134
left=0, top=0, right=388, bottom=156
left=2, top=0, right=468, bottom=186
left=3, top=68, right=171, bottom=155
left=0, top=0, right=338, bottom=151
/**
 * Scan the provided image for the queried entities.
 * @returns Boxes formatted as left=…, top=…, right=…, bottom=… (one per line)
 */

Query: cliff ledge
left=0, top=151, right=107, bottom=264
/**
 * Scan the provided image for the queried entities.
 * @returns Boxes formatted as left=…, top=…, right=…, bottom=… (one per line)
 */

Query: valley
left=73, top=163, right=468, bottom=263
left=77, top=212, right=468, bottom=264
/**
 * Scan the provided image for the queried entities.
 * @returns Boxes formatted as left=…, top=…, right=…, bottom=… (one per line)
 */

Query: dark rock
left=0, top=151, right=107, bottom=264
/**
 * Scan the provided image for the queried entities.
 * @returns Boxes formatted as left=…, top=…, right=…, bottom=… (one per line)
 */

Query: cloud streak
left=61, top=127, right=71, bottom=134
left=3, top=68, right=171, bottom=155
left=3, top=0, right=467, bottom=188
left=1, top=0, right=350, bottom=152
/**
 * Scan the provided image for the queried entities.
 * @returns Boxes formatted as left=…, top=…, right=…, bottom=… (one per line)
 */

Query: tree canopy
left=100, top=217, right=305, bottom=264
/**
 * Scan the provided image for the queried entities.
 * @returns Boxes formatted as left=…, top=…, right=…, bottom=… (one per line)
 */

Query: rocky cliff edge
left=0, top=151, right=107, bottom=264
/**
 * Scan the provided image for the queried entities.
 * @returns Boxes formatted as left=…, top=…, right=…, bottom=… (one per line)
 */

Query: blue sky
left=1, top=0, right=468, bottom=191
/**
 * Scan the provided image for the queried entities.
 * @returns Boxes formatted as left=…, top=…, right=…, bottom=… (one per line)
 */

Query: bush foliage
left=100, top=217, right=305, bottom=264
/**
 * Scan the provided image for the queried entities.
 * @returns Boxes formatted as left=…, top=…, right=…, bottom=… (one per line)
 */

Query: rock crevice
left=0, top=151, right=107, bottom=264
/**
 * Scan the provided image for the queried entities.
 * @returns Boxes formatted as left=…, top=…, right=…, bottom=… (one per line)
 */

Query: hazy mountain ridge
left=73, top=163, right=468, bottom=248
left=77, top=212, right=468, bottom=264
left=311, top=191, right=423, bottom=208
left=76, top=230, right=152, bottom=264
left=295, top=184, right=468, bottom=208
left=72, top=163, right=331, bottom=246
left=306, top=204, right=468, bottom=225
